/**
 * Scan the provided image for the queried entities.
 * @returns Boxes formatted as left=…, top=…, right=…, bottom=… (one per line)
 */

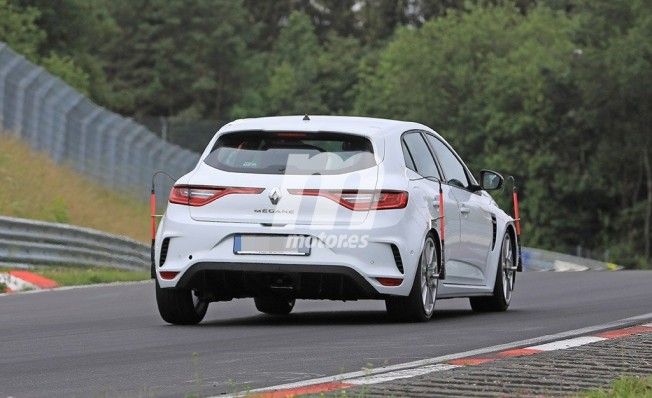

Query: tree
left=0, top=0, right=44, bottom=60
left=233, top=11, right=363, bottom=118
left=574, top=0, right=652, bottom=265
left=3, top=0, right=650, bottom=266
left=355, top=5, right=591, bottom=252
left=101, top=0, right=253, bottom=119
left=40, top=53, right=90, bottom=95
left=260, top=11, right=325, bottom=115
left=1, top=0, right=99, bottom=95
left=11, top=0, right=116, bottom=102
left=317, top=33, right=363, bottom=114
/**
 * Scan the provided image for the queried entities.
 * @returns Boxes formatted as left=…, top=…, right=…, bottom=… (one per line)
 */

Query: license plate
left=233, top=234, right=311, bottom=256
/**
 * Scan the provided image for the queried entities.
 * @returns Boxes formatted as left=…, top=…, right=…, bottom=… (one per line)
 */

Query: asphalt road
left=1, top=271, right=651, bottom=398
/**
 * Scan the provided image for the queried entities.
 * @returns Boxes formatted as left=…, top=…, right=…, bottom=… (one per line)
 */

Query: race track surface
left=1, top=271, right=651, bottom=397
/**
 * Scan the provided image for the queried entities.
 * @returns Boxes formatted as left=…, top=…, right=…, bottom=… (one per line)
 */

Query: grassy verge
left=32, top=266, right=150, bottom=286
left=0, top=135, right=150, bottom=242
left=580, top=375, right=652, bottom=398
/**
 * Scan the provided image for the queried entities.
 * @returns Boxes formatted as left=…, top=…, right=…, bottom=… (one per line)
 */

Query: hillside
left=0, top=135, right=149, bottom=242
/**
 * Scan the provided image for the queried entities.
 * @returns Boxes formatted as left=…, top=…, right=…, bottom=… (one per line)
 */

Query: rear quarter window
left=204, top=131, right=376, bottom=175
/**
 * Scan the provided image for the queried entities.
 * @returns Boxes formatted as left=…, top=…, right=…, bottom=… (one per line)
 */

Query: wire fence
left=136, top=116, right=224, bottom=153
left=0, top=42, right=201, bottom=201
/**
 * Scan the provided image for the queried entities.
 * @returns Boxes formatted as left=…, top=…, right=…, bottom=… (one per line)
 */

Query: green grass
left=581, top=376, right=652, bottom=398
left=33, top=266, right=150, bottom=286
left=0, top=135, right=150, bottom=243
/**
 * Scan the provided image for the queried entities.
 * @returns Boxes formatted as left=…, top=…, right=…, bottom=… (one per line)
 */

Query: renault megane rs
left=154, top=116, right=520, bottom=324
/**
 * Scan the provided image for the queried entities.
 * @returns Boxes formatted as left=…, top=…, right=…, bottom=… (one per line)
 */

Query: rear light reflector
left=169, top=185, right=263, bottom=206
left=288, top=189, right=408, bottom=210
left=377, top=277, right=403, bottom=286
left=275, top=132, right=307, bottom=138
left=159, top=271, right=179, bottom=280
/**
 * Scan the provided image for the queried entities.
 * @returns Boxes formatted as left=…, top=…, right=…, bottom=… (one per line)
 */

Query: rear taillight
left=288, top=189, right=408, bottom=211
left=169, top=185, right=264, bottom=206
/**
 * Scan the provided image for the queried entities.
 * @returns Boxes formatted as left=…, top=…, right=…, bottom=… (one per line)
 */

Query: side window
left=401, top=140, right=417, bottom=171
left=402, top=132, right=440, bottom=179
left=425, top=134, right=470, bottom=189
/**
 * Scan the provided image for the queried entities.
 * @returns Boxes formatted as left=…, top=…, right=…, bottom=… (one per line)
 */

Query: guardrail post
left=78, top=107, right=103, bottom=174
left=55, top=90, right=84, bottom=163
left=106, top=118, right=132, bottom=189
left=144, top=140, right=167, bottom=199
left=0, top=50, right=27, bottom=133
left=28, top=74, right=57, bottom=151
left=94, top=114, right=121, bottom=182
left=132, top=130, right=158, bottom=196
left=117, top=122, right=144, bottom=190
left=42, top=84, right=74, bottom=160
left=14, top=66, right=43, bottom=138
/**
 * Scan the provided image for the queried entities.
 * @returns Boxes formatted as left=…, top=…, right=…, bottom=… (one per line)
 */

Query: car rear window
left=204, top=131, right=376, bottom=175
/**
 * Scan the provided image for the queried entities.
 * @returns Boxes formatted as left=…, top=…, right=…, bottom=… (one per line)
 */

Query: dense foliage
left=1, top=0, right=650, bottom=267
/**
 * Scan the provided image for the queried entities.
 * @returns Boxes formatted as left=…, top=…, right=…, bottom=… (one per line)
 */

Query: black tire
left=385, top=233, right=438, bottom=322
left=254, top=296, right=295, bottom=315
left=156, top=280, right=208, bottom=325
left=470, top=232, right=515, bottom=312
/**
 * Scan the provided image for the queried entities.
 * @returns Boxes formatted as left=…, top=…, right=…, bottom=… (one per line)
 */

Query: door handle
left=460, top=206, right=471, bottom=214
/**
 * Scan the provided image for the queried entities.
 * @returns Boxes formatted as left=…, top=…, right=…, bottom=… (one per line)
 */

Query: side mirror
left=480, top=170, right=504, bottom=191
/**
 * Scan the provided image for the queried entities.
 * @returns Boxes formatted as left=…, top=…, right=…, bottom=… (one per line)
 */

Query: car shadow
left=198, top=308, right=475, bottom=327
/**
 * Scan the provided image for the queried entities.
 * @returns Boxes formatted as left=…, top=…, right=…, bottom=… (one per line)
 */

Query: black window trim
left=401, top=140, right=417, bottom=172
left=400, top=130, right=443, bottom=180
left=420, top=131, right=482, bottom=194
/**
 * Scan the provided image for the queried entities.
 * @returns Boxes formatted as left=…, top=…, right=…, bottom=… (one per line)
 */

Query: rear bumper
left=174, top=262, right=382, bottom=300
left=154, top=202, right=428, bottom=297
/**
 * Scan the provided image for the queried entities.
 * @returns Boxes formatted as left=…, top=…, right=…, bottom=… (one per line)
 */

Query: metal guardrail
left=0, top=216, right=149, bottom=271
left=522, top=247, right=610, bottom=272
left=0, top=214, right=610, bottom=273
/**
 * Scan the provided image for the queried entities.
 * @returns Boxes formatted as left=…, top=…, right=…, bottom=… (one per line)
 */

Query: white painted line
left=347, top=363, right=460, bottom=385
left=216, top=312, right=652, bottom=398
left=528, top=336, right=607, bottom=351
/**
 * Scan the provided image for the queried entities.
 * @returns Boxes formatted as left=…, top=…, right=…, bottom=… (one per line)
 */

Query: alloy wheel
left=420, top=236, right=438, bottom=316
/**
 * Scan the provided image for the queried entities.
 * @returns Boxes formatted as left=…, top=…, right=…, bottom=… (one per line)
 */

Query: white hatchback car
left=154, top=116, right=520, bottom=324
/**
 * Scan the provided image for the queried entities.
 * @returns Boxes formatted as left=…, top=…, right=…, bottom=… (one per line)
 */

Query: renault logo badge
left=269, top=187, right=281, bottom=205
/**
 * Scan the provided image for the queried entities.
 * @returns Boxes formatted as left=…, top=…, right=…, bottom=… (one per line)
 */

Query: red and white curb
left=0, top=270, right=58, bottom=293
left=219, top=314, right=652, bottom=398
left=0, top=279, right=152, bottom=297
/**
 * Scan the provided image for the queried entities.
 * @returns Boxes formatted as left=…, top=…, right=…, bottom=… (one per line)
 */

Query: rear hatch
left=186, top=131, right=382, bottom=226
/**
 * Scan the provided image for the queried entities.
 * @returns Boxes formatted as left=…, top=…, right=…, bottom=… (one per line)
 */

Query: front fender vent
left=159, top=237, right=170, bottom=267
left=390, top=244, right=404, bottom=274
